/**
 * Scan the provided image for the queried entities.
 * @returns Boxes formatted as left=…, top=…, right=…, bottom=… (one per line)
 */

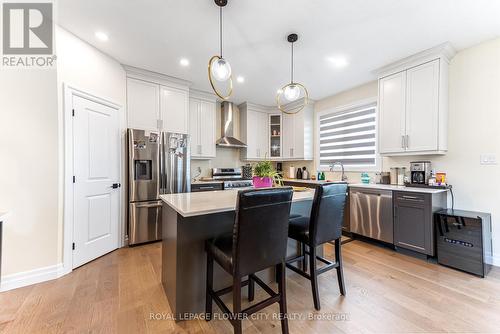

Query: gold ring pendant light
left=277, top=33, right=309, bottom=114
left=208, top=0, right=233, bottom=100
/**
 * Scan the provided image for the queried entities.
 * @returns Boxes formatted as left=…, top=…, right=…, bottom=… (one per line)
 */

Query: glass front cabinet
left=269, top=114, right=282, bottom=158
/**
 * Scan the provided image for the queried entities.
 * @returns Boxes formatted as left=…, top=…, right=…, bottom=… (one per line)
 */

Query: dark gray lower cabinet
left=393, top=191, right=447, bottom=256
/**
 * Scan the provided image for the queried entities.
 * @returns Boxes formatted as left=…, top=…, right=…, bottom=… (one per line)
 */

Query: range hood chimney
left=216, top=101, right=247, bottom=148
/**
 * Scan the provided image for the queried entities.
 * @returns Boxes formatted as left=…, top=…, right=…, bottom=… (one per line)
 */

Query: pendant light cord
left=219, top=6, right=223, bottom=58
left=290, top=42, right=294, bottom=84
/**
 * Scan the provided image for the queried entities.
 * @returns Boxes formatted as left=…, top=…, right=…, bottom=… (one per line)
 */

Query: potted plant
left=252, top=160, right=283, bottom=188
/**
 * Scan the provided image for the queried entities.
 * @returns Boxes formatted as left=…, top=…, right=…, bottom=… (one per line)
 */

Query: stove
left=212, top=168, right=253, bottom=189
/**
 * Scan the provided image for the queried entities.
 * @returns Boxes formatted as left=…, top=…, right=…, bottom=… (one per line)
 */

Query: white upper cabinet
left=125, top=66, right=190, bottom=133
left=239, top=103, right=269, bottom=160
left=379, top=71, right=407, bottom=153
left=405, top=60, right=440, bottom=152
left=126, top=78, right=160, bottom=131
left=160, top=85, right=189, bottom=134
left=189, top=95, right=216, bottom=159
left=281, top=100, right=314, bottom=160
left=377, top=43, right=454, bottom=155
left=282, top=113, right=294, bottom=159
left=239, top=101, right=313, bottom=161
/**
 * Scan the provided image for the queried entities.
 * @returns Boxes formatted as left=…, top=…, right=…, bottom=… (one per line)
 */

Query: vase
left=252, top=176, right=273, bottom=188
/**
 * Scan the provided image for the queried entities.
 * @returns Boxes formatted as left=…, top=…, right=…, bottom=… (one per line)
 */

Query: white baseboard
left=487, top=254, right=500, bottom=267
left=0, top=263, right=66, bottom=292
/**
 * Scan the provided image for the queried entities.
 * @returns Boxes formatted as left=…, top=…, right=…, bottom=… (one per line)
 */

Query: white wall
left=385, top=38, right=500, bottom=265
left=0, top=26, right=126, bottom=287
left=0, top=68, right=59, bottom=277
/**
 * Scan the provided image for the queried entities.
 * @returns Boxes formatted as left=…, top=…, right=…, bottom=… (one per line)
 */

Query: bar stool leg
left=309, top=245, right=321, bottom=310
left=335, top=237, right=346, bottom=296
left=248, top=275, right=255, bottom=302
left=277, top=262, right=289, bottom=334
left=205, top=253, right=214, bottom=320
left=301, top=242, right=308, bottom=272
left=232, top=277, right=242, bottom=334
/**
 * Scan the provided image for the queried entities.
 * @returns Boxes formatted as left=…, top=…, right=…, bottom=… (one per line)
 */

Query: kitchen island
left=160, top=189, right=315, bottom=320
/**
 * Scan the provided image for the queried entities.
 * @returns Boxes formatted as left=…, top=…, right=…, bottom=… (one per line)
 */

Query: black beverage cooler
left=435, top=209, right=492, bottom=277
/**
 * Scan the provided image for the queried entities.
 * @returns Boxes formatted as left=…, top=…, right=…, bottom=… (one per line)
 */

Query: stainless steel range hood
left=216, top=101, right=247, bottom=148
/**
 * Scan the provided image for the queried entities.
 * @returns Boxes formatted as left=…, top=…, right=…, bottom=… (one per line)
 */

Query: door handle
left=111, top=183, right=121, bottom=189
left=406, top=135, right=409, bottom=149
left=401, top=135, right=405, bottom=149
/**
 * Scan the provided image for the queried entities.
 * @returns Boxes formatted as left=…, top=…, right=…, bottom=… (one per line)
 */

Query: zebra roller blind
left=319, top=102, right=377, bottom=169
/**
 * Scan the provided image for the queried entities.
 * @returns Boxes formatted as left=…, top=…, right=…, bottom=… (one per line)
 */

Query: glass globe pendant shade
left=284, top=84, right=300, bottom=101
left=211, top=58, right=232, bottom=81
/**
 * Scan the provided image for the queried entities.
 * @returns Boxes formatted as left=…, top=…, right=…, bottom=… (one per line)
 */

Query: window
left=317, top=100, right=379, bottom=171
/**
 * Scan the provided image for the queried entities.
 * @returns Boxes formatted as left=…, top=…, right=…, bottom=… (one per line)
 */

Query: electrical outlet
left=480, top=154, right=497, bottom=165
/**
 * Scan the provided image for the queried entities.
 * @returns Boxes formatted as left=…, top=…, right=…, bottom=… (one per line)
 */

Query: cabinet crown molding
left=123, top=64, right=191, bottom=90
left=189, top=89, right=217, bottom=102
left=374, top=42, right=456, bottom=77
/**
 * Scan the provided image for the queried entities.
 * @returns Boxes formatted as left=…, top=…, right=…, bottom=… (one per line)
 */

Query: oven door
left=128, top=200, right=162, bottom=245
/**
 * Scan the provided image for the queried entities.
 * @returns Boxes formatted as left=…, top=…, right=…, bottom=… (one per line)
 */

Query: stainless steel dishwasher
left=350, top=187, right=393, bottom=243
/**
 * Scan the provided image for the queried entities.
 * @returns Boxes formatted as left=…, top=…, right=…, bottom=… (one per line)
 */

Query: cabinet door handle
left=406, top=135, right=409, bottom=149
left=401, top=135, right=405, bottom=149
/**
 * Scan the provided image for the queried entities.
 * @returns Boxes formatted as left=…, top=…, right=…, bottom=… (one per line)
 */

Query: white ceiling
left=57, top=0, right=500, bottom=106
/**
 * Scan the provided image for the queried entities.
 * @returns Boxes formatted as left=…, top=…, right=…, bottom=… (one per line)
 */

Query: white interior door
left=73, top=95, right=120, bottom=268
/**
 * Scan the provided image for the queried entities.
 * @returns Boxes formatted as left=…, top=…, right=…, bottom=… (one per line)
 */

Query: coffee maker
left=410, top=161, right=432, bottom=185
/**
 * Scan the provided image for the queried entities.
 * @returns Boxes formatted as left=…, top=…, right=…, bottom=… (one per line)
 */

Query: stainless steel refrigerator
left=127, top=129, right=190, bottom=246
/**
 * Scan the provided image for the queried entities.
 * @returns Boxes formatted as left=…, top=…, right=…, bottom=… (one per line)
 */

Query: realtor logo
left=2, top=2, right=55, bottom=67
left=3, top=2, right=53, bottom=54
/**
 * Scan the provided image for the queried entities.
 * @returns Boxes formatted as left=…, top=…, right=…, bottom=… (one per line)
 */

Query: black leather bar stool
left=205, top=187, right=294, bottom=334
left=286, top=183, right=348, bottom=310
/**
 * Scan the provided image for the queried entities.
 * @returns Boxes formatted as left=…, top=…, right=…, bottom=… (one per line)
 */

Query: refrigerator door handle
left=135, top=203, right=162, bottom=208
left=159, top=132, right=165, bottom=194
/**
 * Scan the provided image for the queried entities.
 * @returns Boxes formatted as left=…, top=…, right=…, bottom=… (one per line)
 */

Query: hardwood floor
left=2, top=240, right=500, bottom=333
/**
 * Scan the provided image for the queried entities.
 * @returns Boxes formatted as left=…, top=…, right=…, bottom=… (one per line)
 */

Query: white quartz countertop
left=349, top=183, right=449, bottom=194
left=160, top=188, right=315, bottom=217
left=283, top=178, right=331, bottom=185
left=283, top=178, right=448, bottom=194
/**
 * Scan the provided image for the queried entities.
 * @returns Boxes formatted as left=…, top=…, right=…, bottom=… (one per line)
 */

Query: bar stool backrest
left=232, top=187, right=294, bottom=277
left=309, top=183, right=348, bottom=246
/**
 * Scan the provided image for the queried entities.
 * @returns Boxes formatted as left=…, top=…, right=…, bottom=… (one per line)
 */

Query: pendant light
left=208, top=0, right=233, bottom=100
left=277, top=33, right=309, bottom=114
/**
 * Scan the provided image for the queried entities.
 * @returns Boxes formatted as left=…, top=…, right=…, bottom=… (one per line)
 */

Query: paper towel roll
left=289, top=166, right=296, bottom=179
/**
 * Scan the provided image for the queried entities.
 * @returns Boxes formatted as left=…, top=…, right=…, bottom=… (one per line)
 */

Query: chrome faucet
left=329, top=162, right=348, bottom=182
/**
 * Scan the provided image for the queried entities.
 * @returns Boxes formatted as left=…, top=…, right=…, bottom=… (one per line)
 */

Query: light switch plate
left=480, top=154, right=497, bottom=165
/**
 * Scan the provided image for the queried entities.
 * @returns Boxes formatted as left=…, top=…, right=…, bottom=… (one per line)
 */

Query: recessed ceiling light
left=327, top=56, right=349, bottom=68
left=179, top=58, right=190, bottom=67
left=95, top=31, right=109, bottom=42
left=236, top=76, right=245, bottom=83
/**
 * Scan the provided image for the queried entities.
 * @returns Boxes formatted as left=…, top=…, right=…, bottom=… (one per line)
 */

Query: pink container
left=252, top=176, right=273, bottom=188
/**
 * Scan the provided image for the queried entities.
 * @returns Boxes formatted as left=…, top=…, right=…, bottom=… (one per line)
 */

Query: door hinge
left=72, top=109, right=75, bottom=116
left=73, top=176, right=76, bottom=183
left=72, top=242, right=75, bottom=250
